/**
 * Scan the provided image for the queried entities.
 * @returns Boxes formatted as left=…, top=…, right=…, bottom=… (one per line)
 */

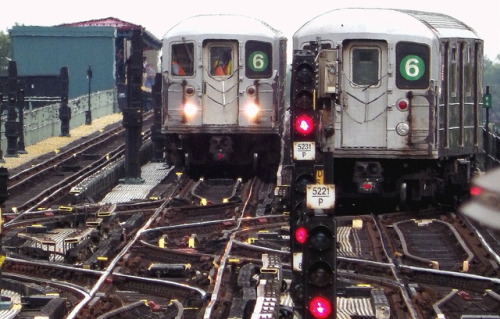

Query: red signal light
left=295, top=114, right=315, bottom=136
left=295, top=226, right=308, bottom=244
left=309, top=296, right=333, bottom=318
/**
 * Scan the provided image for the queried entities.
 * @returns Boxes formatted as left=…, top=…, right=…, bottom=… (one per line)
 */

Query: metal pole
left=59, top=67, right=71, bottom=136
left=5, top=61, right=18, bottom=157
left=85, top=65, right=92, bottom=125
left=17, top=87, right=27, bottom=154
left=485, top=86, right=490, bottom=133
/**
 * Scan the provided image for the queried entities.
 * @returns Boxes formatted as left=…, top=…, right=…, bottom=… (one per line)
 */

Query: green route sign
left=247, top=51, right=269, bottom=72
left=399, top=55, right=425, bottom=81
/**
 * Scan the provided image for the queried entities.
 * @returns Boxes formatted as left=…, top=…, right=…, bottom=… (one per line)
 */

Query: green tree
left=0, top=29, right=11, bottom=76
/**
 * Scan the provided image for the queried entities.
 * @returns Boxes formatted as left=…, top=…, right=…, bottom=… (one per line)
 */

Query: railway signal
left=290, top=48, right=337, bottom=318
left=302, top=212, right=337, bottom=319
left=291, top=50, right=317, bottom=161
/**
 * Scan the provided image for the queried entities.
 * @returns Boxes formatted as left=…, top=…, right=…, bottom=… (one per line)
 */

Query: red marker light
left=295, top=226, right=308, bottom=244
left=362, top=182, right=373, bottom=191
left=309, top=296, right=333, bottom=319
left=470, top=186, right=482, bottom=196
left=397, top=99, right=409, bottom=111
left=295, top=114, right=314, bottom=136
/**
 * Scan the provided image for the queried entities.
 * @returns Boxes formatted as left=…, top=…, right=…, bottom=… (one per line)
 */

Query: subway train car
left=161, top=14, right=287, bottom=179
left=293, top=8, right=484, bottom=207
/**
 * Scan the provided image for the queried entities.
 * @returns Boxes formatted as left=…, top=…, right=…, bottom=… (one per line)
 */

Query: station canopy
left=59, top=17, right=161, bottom=50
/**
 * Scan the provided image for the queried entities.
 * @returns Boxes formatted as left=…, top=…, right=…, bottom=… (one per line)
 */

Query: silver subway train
left=161, top=14, right=287, bottom=180
left=293, top=8, right=484, bottom=207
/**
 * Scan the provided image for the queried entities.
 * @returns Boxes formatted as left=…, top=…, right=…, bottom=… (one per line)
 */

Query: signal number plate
left=293, top=142, right=315, bottom=161
left=306, top=184, right=335, bottom=209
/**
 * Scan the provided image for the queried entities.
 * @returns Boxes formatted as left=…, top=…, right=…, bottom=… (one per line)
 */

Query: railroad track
left=2, top=159, right=500, bottom=318
left=3, top=113, right=153, bottom=214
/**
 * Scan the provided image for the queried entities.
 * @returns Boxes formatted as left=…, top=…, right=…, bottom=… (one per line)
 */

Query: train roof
left=294, top=8, right=481, bottom=43
left=163, top=14, right=284, bottom=41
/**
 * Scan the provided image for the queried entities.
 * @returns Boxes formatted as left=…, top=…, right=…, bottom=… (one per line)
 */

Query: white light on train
left=244, top=102, right=261, bottom=121
left=182, top=103, right=197, bottom=118
left=396, top=122, right=410, bottom=136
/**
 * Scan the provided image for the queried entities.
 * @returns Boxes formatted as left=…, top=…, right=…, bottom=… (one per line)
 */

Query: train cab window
left=352, top=48, right=379, bottom=86
left=210, top=46, right=233, bottom=76
left=396, top=42, right=430, bottom=89
left=171, top=43, right=194, bottom=76
left=245, top=41, right=272, bottom=78
left=303, top=43, right=332, bottom=51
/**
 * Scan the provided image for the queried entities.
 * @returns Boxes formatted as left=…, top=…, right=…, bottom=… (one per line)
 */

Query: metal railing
left=483, top=127, right=500, bottom=169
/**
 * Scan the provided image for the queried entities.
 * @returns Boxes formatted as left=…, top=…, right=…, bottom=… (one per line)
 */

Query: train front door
left=202, top=41, right=239, bottom=125
left=341, top=41, right=389, bottom=147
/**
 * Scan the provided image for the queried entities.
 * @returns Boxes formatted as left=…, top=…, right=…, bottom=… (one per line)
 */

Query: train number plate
left=293, top=142, right=315, bottom=161
left=293, top=252, right=303, bottom=271
left=306, top=184, right=335, bottom=209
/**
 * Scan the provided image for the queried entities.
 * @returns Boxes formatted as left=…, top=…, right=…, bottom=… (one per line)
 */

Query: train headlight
left=182, top=102, right=197, bottom=118
left=396, top=122, right=410, bottom=136
left=244, top=102, right=261, bottom=121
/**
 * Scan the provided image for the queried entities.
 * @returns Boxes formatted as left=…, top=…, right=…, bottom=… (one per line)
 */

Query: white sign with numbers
left=293, top=252, right=303, bottom=271
left=306, top=184, right=335, bottom=209
left=293, top=141, right=315, bottom=161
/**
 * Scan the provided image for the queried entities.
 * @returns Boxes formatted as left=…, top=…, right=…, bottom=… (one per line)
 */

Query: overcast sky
left=2, top=0, right=499, bottom=60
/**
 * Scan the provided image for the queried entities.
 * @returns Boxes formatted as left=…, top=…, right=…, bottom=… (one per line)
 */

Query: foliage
left=0, top=29, right=11, bottom=76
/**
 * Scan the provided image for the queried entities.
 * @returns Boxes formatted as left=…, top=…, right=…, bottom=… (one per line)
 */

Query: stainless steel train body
left=293, top=8, right=484, bottom=205
left=161, top=15, right=287, bottom=178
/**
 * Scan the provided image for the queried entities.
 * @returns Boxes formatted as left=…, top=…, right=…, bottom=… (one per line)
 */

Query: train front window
left=245, top=41, right=272, bottom=78
left=352, top=48, right=379, bottom=86
left=171, top=43, right=194, bottom=76
left=396, top=42, right=430, bottom=89
left=210, top=46, right=233, bottom=76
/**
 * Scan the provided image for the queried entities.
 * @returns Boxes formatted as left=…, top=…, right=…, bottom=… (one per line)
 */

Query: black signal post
left=122, top=29, right=144, bottom=184
left=85, top=65, right=93, bottom=125
left=5, top=61, right=19, bottom=158
left=59, top=67, right=71, bottom=137
left=290, top=48, right=337, bottom=319
left=289, top=49, right=318, bottom=310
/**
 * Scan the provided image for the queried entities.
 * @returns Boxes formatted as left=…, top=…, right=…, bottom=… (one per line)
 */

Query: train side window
left=210, top=46, right=233, bottom=76
left=464, top=44, right=472, bottom=97
left=245, top=41, right=272, bottom=78
left=450, top=47, right=457, bottom=97
left=396, top=42, right=430, bottom=89
left=171, top=43, right=194, bottom=76
left=352, top=48, right=379, bottom=86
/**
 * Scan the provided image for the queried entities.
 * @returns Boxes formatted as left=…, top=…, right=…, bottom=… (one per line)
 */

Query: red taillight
left=295, top=114, right=315, bottom=136
left=397, top=99, right=409, bottom=111
left=295, top=226, right=308, bottom=244
left=470, top=186, right=482, bottom=196
left=362, top=182, right=373, bottom=191
left=309, top=296, right=333, bottom=319
left=185, top=86, right=195, bottom=96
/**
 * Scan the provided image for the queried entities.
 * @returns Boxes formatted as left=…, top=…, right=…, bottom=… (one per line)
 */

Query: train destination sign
left=306, top=184, right=335, bottom=209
